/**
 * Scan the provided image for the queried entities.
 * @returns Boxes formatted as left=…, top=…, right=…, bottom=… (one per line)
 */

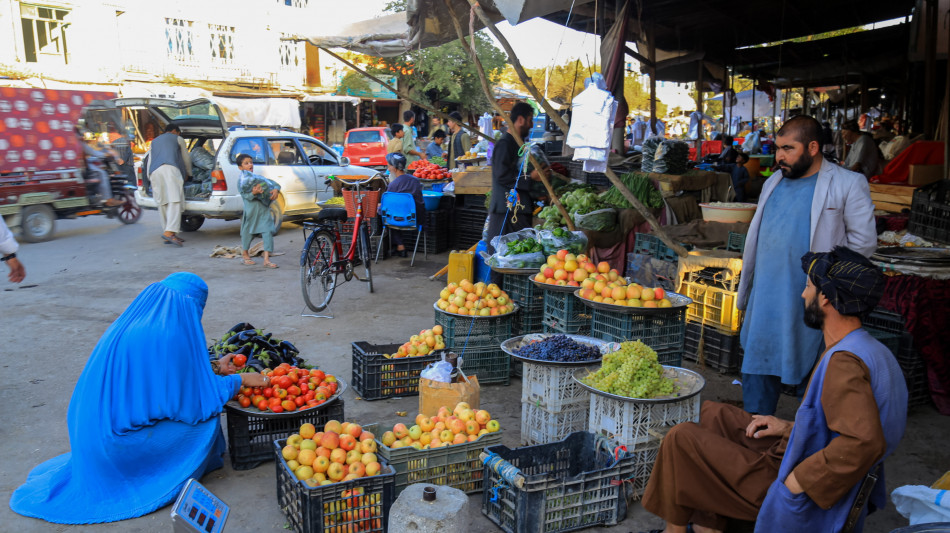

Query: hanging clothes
left=631, top=117, right=648, bottom=148
left=730, top=115, right=741, bottom=136
left=688, top=110, right=714, bottom=139
left=478, top=112, right=494, bottom=138
left=567, top=73, right=617, bottom=173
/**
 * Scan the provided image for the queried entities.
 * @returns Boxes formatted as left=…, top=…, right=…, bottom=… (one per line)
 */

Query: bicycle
left=300, top=174, right=385, bottom=311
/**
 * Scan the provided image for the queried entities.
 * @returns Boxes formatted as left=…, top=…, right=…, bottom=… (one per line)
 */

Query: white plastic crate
left=520, top=361, right=598, bottom=413
left=521, top=402, right=589, bottom=446
left=624, top=442, right=661, bottom=500
left=588, top=393, right=700, bottom=449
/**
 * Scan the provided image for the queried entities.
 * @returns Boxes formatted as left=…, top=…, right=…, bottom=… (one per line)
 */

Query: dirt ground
left=0, top=212, right=945, bottom=532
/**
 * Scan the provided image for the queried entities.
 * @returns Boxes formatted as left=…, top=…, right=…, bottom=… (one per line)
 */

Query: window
left=208, top=24, right=235, bottom=64
left=230, top=138, right=268, bottom=164
left=298, top=139, right=335, bottom=165
left=346, top=130, right=382, bottom=144
left=278, top=36, right=300, bottom=69
left=278, top=0, right=308, bottom=6
left=20, top=4, right=69, bottom=64
left=269, top=140, right=304, bottom=165
left=165, top=18, right=196, bottom=63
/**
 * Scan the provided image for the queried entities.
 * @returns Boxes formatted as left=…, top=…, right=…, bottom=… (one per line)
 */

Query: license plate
left=359, top=157, right=370, bottom=162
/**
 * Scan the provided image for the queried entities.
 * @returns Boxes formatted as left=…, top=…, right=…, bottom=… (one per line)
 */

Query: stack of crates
left=392, top=209, right=451, bottom=255
left=450, top=195, right=488, bottom=250
left=863, top=307, right=931, bottom=407
left=520, top=360, right=599, bottom=446
left=680, top=266, right=744, bottom=372
left=542, top=287, right=592, bottom=335
left=590, top=307, right=686, bottom=366
left=501, top=273, right=544, bottom=378
left=434, top=308, right=513, bottom=385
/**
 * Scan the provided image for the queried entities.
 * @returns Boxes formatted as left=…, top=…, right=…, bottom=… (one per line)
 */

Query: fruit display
left=233, top=363, right=339, bottom=413
left=377, top=402, right=500, bottom=450
left=514, top=334, right=601, bottom=363
left=435, top=279, right=516, bottom=316
left=576, top=279, right=673, bottom=308
left=457, top=152, right=479, bottom=161
left=386, top=326, right=446, bottom=357
left=580, top=341, right=677, bottom=398
left=533, top=249, right=617, bottom=288
left=407, top=160, right=450, bottom=179
left=281, top=421, right=384, bottom=487
left=208, top=322, right=305, bottom=370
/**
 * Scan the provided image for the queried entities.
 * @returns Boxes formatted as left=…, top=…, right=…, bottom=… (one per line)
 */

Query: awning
left=212, top=97, right=301, bottom=129
left=301, top=95, right=361, bottom=105
left=709, top=89, right=786, bottom=119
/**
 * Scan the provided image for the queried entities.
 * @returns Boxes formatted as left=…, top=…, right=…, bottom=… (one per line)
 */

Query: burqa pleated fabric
left=10, top=273, right=241, bottom=524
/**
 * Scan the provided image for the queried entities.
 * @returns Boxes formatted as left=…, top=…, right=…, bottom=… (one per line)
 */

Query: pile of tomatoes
left=234, top=363, right=339, bottom=413
left=407, top=160, right=450, bottom=180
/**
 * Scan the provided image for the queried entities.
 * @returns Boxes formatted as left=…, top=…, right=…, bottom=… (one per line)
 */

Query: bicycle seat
left=317, top=207, right=349, bottom=221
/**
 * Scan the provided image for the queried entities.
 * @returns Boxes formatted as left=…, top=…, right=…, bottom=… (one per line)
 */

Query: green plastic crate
left=590, top=307, right=686, bottom=365
left=542, top=289, right=592, bottom=335
left=458, top=345, right=511, bottom=385
left=434, top=308, right=514, bottom=351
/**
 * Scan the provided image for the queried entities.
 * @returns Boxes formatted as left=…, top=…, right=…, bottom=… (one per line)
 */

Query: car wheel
left=19, top=204, right=56, bottom=243
left=180, top=215, right=205, bottom=232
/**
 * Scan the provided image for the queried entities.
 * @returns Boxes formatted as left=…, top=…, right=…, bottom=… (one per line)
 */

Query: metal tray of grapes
left=530, top=279, right=579, bottom=292
left=225, top=377, right=347, bottom=417
left=500, top=334, right=620, bottom=366
left=432, top=301, right=520, bottom=318
left=573, top=366, right=705, bottom=404
left=573, top=289, right=692, bottom=314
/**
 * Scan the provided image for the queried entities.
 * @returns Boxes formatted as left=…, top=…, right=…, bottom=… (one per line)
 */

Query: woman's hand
left=745, top=415, right=792, bottom=439
left=216, top=354, right=238, bottom=375
left=240, top=372, right=271, bottom=388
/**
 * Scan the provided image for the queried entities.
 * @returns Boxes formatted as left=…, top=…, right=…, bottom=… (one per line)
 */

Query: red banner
left=0, top=87, right=115, bottom=174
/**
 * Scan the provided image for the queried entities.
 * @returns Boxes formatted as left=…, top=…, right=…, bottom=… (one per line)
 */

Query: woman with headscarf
left=383, top=152, right=425, bottom=258
left=9, top=273, right=271, bottom=524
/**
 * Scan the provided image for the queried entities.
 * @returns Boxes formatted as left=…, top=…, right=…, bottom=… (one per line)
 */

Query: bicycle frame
left=301, top=184, right=371, bottom=274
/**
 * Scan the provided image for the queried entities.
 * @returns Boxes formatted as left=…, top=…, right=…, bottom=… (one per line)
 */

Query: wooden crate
left=453, top=168, right=492, bottom=195
left=869, top=183, right=916, bottom=213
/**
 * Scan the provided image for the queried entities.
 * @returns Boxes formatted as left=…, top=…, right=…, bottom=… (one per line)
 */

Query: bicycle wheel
left=357, top=221, right=374, bottom=292
left=300, top=230, right=337, bottom=311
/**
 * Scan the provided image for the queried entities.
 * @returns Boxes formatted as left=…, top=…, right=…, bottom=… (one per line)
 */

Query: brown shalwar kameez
left=642, top=351, right=882, bottom=531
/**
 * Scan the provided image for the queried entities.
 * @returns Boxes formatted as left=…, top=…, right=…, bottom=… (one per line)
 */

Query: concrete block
left=388, top=483, right=468, bottom=533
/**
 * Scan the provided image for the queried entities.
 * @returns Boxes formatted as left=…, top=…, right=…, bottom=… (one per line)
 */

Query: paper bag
left=418, top=376, right=480, bottom=417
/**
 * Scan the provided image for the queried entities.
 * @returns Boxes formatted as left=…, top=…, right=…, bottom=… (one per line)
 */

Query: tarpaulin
left=212, top=97, right=301, bottom=129
left=871, top=141, right=945, bottom=184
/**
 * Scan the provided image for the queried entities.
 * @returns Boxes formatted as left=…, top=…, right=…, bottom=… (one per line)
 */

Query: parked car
left=116, top=97, right=378, bottom=233
left=342, top=127, right=392, bottom=171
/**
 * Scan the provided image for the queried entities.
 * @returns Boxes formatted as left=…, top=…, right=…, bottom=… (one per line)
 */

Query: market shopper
left=383, top=152, right=425, bottom=258
left=840, top=120, right=883, bottom=179
left=719, top=135, right=738, bottom=164
left=0, top=216, right=25, bottom=283
left=446, top=111, right=472, bottom=167
left=401, top=110, right=426, bottom=164
left=9, top=272, right=271, bottom=524
left=388, top=123, right=405, bottom=154
left=148, top=124, right=192, bottom=247
left=426, top=129, right=447, bottom=161
left=737, top=115, right=876, bottom=416
left=236, top=154, right=281, bottom=268
left=718, top=151, right=751, bottom=202
left=641, top=246, right=907, bottom=533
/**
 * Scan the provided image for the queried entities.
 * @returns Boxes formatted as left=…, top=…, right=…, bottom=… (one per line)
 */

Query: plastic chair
left=374, top=192, right=427, bottom=266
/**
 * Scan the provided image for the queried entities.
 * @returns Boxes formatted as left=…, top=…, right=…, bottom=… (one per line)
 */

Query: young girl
left=236, top=154, right=281, bottom=268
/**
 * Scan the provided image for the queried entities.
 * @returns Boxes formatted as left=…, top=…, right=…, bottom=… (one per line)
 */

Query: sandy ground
left=0, top=211, right=945, bottom=533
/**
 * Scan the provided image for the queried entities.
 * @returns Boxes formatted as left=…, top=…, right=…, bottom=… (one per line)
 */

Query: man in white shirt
left=841, top=120, right=883, bottom=179
left=0, top=217, right=25, bottom=283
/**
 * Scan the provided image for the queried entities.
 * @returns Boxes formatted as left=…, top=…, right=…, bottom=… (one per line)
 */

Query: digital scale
left=170, top=478, right=229, bottom=533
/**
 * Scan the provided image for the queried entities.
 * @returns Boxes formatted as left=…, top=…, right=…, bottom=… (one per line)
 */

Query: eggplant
left=278, top=340, right=300, bottom=355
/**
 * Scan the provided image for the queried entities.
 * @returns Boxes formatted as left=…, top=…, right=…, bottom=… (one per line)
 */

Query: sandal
left=242, top=259, right=256, bottom=265
left=161, top=235, right=184, bottom=247
left=263, top=262, right=279, bottom=269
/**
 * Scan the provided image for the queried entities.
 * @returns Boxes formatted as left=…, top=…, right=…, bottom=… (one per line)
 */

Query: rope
left=483, top=452, right=522, bottom=502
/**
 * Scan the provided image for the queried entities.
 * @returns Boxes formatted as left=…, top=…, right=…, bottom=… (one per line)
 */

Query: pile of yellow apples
left=379, top=402, right=500, bottom=450
left=435, top=279, right=515, bottom=317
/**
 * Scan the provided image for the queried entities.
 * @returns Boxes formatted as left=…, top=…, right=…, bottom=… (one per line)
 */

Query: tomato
left=306, top=399, right=319, bottom=407
left=304, top=391, right=315, bottom=402
left=263, top=387, right=274, bottom=398
left=281, top=400, right=297, bottom=412
left=287, top=385, right=301, bottom=396
left=256, top=399, right=268, bottom=411
left=294, top=396, right=306, bottom=407
left=239, top=396, right=251, bottom=408
left=251, top=394, right=265, bottom=405
left=270, top=404, right=284, bottom=413
left=233, top=354, right=247, bottom=368
left=276, top=376, right=293, bottom=389
left=316, top=386, right=330, bottom=397
left=310, top=370, right=325, bottom=381
left=328, top=383, right=338, bottom=395
left=276, top=388, right=288, bottom=399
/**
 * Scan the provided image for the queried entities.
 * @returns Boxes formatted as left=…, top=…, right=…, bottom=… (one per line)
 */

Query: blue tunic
left=740, top=174, right=823, bottom=384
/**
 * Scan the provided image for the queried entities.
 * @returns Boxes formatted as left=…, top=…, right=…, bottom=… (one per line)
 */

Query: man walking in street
left=737, top=115, right=876, bottom=415
left=401, top=110, right=426, bottom=165
left=148, top=124, right=192, bottom=247
left=446, top=111, right=471, bottom=168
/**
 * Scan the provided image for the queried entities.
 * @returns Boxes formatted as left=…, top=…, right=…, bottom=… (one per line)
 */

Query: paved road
left=0, top=211, right=943, bottom=532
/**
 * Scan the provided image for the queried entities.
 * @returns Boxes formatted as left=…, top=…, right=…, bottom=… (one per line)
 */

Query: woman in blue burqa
left=9, top=272, right=271, bottom=524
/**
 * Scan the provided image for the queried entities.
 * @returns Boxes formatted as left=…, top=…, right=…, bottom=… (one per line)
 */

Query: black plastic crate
left=515, top=305, right=545, bottom=336
left=542, top=289, right=592, bottom=335
left=275, top=439, right=395, bottom=533
left=590, top=307, right=686, bottom=361
left=481, top=431, right=635, bottom=533
left=908, top=180, right=950, bottom=244
left=451, top=206, right=487, bottom=250
left=225, top=398, right=344, bottom=470
left=457, top=345, right=511, bottom=385
left=726, top=231, right=747, bottom=253
left=633, top=233, right=690, bottom=263
left=351, top=342, right=443, bottom=401
left=850, top=309, right=930, bottom=407
left=683, top=322, right=743, bottom=374
left=458, top=193, right=489, bottom=209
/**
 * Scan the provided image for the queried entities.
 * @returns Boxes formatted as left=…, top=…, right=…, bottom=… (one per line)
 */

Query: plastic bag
left=892, top=485, right=950, bottom=525
left=574, top=208, right=618, bottom=232
left=489, top=229, right=545, bottom=269
left=538, top=228, right=588, bottom=256
left=420, top=361, right=454, bottom=383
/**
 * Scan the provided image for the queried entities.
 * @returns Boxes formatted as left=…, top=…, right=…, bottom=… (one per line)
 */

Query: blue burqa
left=10, top=273, right=242, bottom=524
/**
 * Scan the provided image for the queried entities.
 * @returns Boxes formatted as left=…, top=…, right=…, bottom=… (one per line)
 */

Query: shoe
left=397, top=250, right=408, bottom=258
left=162, top=235, right=184, bottom=247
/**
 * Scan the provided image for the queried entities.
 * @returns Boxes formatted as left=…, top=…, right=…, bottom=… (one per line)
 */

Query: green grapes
left=581, top=340, right=676, bottom=399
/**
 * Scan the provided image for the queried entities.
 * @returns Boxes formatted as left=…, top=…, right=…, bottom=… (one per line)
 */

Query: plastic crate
left=341, top=217, right=385, bottom=259
left=365, top=424, right=503, bottom=496
left=458, top=193, right=488, bottom=208
left=225, top=399, right=344, bottom=470
left=726, top=231, right=747, bottom=253
left=542, top=289, right=592, bottom=335
left=588, top=391, right=701, bottom=450
left=274, top=439, right=395, bottom=533
left=862, top=309, right=931, bottom=407
left=633, top=233, right=689, bottom=264
left=521, top=401, right=590, bottom=446
left=502, top=274, right=543, bottom=307
left=351, top=342, right=443, bottom=401
left=521, top=360, right=598, bottom=413
left=393, top=209, right=451, bottom=254
left=457, top=345, right=512, bottom=386
left=680, top=280, right=743, bottom=334
left=590, top=308, right=686, bottom=358
left=683, top=322, right=743, bottom=374
left=908, top=180, right=950, bottom=244
left=515, top=305, right=545, bottom=336
left=481, top=431, right=636, bottom=533
left=450, top=207, right=488, bottom=250
left=434, top=308, right=513, bottom=352
left=342, top=188, right=380, bottom=218
left=686, top=267, right=740, bottom=292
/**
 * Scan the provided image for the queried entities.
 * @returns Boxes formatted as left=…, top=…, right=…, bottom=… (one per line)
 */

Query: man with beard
left=640, top=246, right=907, bottom=533
left=736, top=115, right=876, bottom=415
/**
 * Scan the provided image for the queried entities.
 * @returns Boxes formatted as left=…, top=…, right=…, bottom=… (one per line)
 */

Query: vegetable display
left=581, top=341, right=676, bottom=398
left=515, top=335, right=601, bottom=363
left=429, top=156, right=447, bottom=167
left=505, top=237, right=543, bottom=255
left=407, top=160, right=450, bottom=180
left=537, top=189, right=611, bottom=229
left=600, top=172, right=663, bottom=209
left=209, top=322, right=306, bottom=371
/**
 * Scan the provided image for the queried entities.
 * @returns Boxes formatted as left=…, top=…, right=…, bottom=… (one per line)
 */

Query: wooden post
left=649, top=25, right=658, bottom=135
left=750, top=83, right=756, bottom=131
left=924, top=0, right=938, bottom=139
left=465, top=0, right=688, bottom=257
left=695, top=59, right=704, bottom=156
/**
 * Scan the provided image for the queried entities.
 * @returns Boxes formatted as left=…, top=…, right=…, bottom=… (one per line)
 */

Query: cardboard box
left=908, top=164, right=944, bottom=186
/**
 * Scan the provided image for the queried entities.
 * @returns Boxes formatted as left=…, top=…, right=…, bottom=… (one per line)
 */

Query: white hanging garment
left=567, top=73, right=616, bottom=173
left=478, top=112, right=494, bottom=137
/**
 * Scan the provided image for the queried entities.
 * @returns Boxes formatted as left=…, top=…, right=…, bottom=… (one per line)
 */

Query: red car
left=342, top=127, right=392, bottom=170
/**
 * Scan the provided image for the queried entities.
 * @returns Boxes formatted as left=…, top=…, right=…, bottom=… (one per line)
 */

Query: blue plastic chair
left=374, top=192, right=427, bottom=266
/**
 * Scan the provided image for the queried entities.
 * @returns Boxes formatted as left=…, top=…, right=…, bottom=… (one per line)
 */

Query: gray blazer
left=737, top=157, right=877, bottom=310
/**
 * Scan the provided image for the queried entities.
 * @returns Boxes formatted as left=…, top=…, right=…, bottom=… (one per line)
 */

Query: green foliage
left=624, top=75, right=667, bottom=118
left=337, top=71, right=371, bottom=96
left=600, top=172, right=663, bottom=209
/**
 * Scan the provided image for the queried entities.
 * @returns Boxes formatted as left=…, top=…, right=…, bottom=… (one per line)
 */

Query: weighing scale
left=170, top=478, right=229, bottom=533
